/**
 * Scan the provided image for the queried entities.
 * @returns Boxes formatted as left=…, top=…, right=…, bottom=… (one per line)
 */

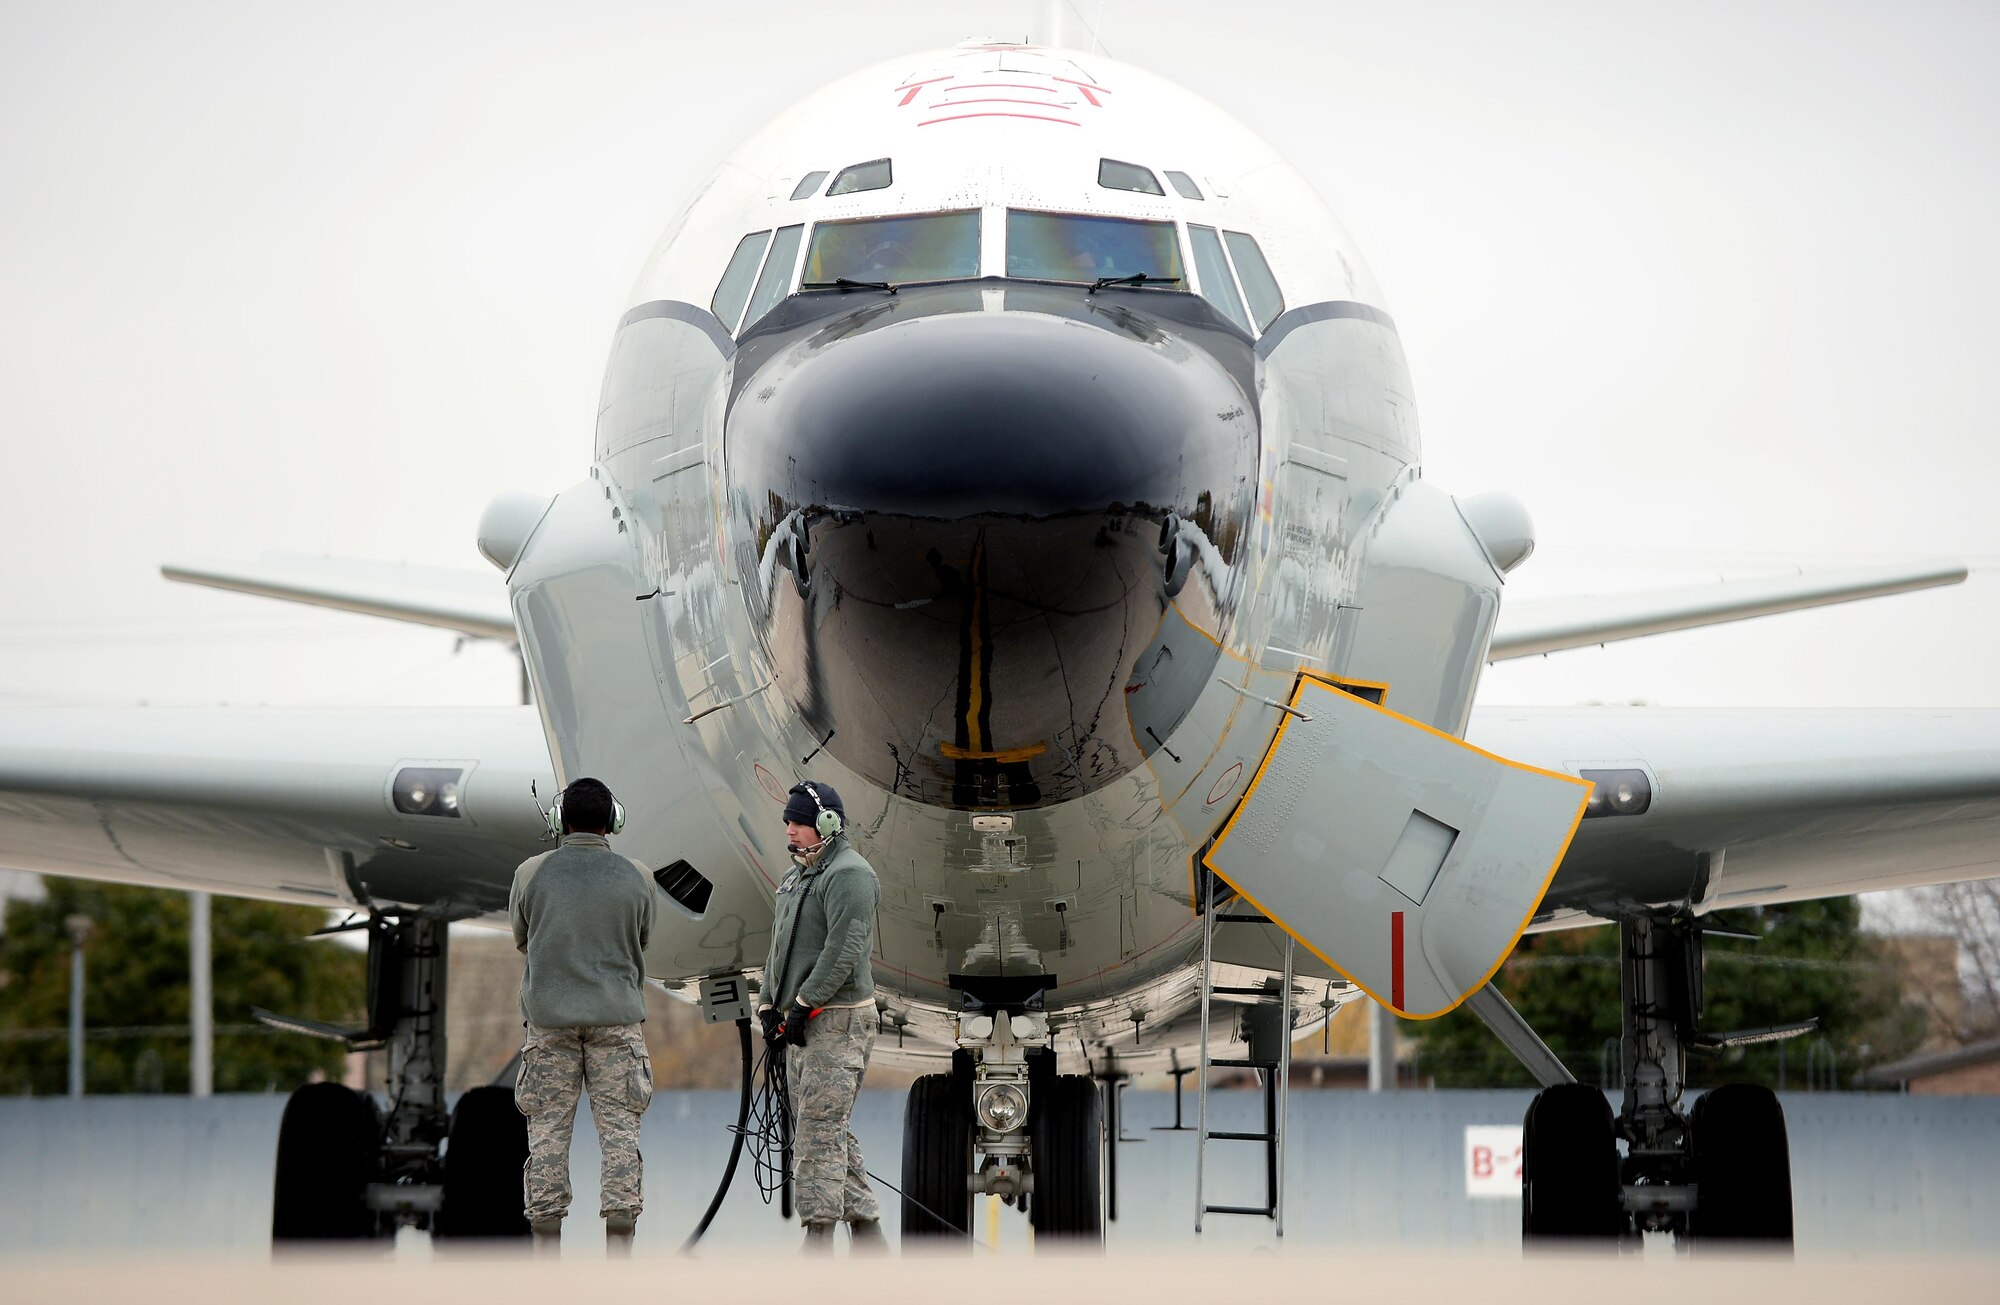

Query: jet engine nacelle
left=1339, top=480, right=1523, bottom=735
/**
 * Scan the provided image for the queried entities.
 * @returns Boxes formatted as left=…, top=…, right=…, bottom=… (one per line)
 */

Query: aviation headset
left=794, top=781, right=844, bottom=841
left=544, top=779, right=626, bottom=839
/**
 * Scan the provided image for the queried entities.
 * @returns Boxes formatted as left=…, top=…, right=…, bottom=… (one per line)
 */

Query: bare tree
left=1908, top=882, right=2000, bottom=1042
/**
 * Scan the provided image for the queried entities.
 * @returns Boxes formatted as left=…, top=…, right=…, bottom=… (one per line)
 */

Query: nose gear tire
left=900, top=1073, right=973, bottom=1239
left=1028, top=1075, right=1103, bottom=1240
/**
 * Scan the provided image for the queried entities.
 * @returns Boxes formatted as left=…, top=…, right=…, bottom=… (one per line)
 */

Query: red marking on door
left=1205, top=761, right=1244, bottom=807
left=1390, top=911, right=1406, bottom=1011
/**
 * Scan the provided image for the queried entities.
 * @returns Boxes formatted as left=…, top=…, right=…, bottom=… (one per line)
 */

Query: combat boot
left=606, top=1211, right=637, bottom=1257
left=531, top=1217, right=562, bottom=1255
left=848, top=1218, right=888, bottom=1254
left=802, top=1221, right=836, bottom=1253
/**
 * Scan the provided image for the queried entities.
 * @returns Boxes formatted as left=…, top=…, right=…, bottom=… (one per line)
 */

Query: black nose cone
left=725, top=282, right=1258, bottom=810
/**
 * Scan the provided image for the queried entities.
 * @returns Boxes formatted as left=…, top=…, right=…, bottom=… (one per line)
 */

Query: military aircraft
left=3, top=39, right=1995, bottom=1247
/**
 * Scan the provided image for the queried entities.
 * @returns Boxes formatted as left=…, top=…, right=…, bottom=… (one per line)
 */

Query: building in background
left=1857, top=1038, right=2000, bottom=1095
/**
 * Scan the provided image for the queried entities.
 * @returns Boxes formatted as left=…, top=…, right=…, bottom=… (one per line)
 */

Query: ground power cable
left=681, top=1016, right=754, bottom=1250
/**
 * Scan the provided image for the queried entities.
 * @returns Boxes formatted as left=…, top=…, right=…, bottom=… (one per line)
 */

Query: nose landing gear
left=898, top=994, right=1104, bottom=1244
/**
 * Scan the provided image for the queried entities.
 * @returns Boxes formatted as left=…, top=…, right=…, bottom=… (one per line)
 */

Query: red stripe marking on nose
left=917, top=112, right=1081, bottom=128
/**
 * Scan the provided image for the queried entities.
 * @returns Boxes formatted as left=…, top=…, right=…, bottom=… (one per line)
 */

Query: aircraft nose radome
left=724, top=290, right=1259, bottom=811
left=739, top=310, right=1220, bottom=519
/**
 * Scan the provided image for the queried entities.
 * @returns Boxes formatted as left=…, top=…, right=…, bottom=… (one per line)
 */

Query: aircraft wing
left=0, top=705, right=552, bottom=914
left=0, top=705, right=774, bottom=980
left=1487, top=560, right=1967, bottom=661
left=161, top=553, right=514, bottom=640
left=1466, top=705, right=2000, bottom=920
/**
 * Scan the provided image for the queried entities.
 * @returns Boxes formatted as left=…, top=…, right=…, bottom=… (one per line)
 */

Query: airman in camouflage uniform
left=509, top=777, right=658, bottom=1253
left=516, top=1023, right=652, bottom=1229
left=789, top=1004, right=881, bottom=1228
left=761, top=781, right=885, bottom=1251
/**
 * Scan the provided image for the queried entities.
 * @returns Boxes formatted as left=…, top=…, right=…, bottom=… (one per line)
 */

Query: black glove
left=758, top=1007, right=784, bottom=1045
left=780, top=1002, right=813, bottom=1047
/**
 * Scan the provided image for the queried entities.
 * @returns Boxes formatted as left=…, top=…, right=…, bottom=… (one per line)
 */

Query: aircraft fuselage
left=506, top=44, right=1518, bottom=1061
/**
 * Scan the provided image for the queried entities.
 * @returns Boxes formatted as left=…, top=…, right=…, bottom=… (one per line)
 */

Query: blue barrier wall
left=1, top=1089, right=1994, bottom=1255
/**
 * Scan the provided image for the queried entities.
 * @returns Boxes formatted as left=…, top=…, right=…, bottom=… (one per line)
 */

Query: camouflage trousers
left=787, top=1004, right=880, bottom=1226
left=514, top=1022, right=652, bottom=1222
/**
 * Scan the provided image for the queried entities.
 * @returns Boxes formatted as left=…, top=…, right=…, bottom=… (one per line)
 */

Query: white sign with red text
left=1464, top=1124, right=1524, bottom=1198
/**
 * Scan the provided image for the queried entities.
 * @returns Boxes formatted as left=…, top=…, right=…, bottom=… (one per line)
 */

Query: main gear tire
left=900, top=1073, right=973, bottom=1238
left=1521, top=1082, right=1626, bottom=1243
left=435, top=1085, right=531, bottom=1239
left=1687, top=1084, right=1793, bottom=1246
left=272, top=1082, right=384, bottom=1242
left=1028, top=1075, right=1103, bottom=1241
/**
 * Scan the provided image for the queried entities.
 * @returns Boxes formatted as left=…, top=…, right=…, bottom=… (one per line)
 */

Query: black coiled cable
left=744, top=1037, right=796, bottom=1207
left=690, top=1021, right=986, bottom=1248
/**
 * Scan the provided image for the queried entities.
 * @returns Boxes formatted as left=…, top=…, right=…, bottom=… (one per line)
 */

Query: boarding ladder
left=1193, top=872, right=1294, bottom=1233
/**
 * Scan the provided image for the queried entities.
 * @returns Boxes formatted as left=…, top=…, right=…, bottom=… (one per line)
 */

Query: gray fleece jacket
left=509, top=833, right=657, bottom=1028
left=760, top=834, right=879, bottom=1010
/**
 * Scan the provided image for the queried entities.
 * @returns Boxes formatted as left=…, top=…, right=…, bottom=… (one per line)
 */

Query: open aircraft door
left=1204, top=675, right=1593, bottom=1018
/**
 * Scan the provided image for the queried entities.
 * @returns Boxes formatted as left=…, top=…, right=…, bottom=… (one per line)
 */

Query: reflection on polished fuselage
left=724, top=281, right=1258, bottom=809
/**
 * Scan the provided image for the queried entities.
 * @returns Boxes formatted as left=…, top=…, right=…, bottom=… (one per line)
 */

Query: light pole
left=65, top=914, right=93, bottom=1098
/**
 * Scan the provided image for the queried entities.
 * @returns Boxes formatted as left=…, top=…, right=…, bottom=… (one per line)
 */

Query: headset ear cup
left=612, top=799, right=626, bottom=836
left=547, top=796, right=563, bottom=839
left=817, top=809, right=841, bottom=839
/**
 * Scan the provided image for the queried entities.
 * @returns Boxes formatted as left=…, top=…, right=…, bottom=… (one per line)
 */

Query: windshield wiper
left=1088, top=273, right=1182, bottom=293
left=801, top=277, right=898, bottom=294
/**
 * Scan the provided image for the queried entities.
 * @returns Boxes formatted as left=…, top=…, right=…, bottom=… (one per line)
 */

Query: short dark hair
left=562, top=777, right=616, bottom=834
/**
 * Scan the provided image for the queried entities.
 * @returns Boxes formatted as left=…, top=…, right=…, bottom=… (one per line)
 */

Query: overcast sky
left=4, top=0, right=1999, bottom=718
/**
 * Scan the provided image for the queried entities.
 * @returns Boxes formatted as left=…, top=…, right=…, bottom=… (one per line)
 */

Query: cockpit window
left=789, top=171, right=828, bottom=201
left=803, top=210, right=980, bottom=285
left=1006, top=211, right=1183, bottom=285
left=711, top=230, right=771, bottom=331
left=1098, top=158, right=1164, bottom=196
left=1223, top=231, right=1284, bottom=331
left=1188, top=225, right=1249, bottom=331
left=742, top=224, right=803, bottom=331
left=827, top=158, right=892, bottom=196
left=1164, top=170, right=1204, bottom=200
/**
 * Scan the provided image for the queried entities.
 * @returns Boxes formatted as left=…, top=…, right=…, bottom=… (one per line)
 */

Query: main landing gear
left=1519, top=914, right=1803, bottom=1248
left=900, top=990, right=1103, bottom=1243
left=260, top=910, right=529, bottom=1243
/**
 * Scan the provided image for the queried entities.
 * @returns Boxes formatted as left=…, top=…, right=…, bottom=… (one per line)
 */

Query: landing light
left=977, top=1082, right=1029, bottom=1133
left=393, top=767, right=466, bottom=818
left=1578, top=768, right=1651, bottom=819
